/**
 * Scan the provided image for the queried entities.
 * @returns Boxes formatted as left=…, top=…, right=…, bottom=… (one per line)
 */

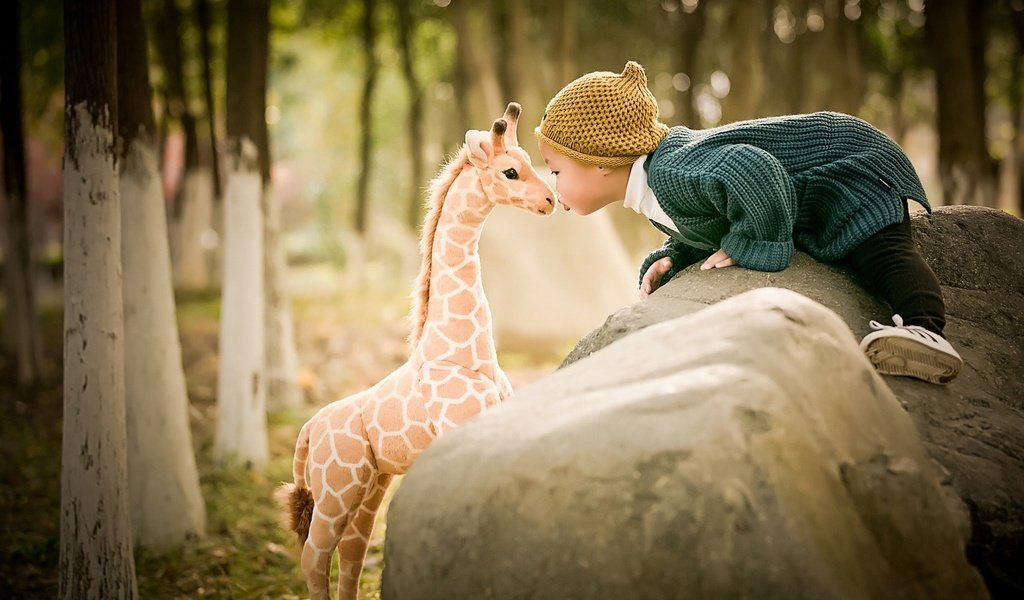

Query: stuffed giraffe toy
left=277, top=103, right=556, bottom=600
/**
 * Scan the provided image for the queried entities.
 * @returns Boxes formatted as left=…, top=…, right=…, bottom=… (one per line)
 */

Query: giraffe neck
left=415, top=167, right=499, bottom=377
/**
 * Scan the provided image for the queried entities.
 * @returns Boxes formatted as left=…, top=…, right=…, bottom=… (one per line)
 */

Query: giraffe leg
left=301, top=510, right=343, bottom=600
left=336, top=473, right=394, bottom=599
left=301, top=401, right=376, bottom=600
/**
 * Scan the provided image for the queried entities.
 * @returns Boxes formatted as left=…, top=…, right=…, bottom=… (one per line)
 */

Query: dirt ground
left=0, top=271, right=560, bottom=599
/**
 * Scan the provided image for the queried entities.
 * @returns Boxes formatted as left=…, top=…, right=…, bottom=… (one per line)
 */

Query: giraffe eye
left=502, top=168, right=519, bottom=180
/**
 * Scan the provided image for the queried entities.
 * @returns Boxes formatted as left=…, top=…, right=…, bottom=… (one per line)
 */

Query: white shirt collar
left=623, top=155, right=650, bottom=213
left=622, top=155, right=679, bottom=234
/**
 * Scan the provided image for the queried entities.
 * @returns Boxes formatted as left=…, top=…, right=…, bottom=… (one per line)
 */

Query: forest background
left=1, top=0, right=1022, bottom=598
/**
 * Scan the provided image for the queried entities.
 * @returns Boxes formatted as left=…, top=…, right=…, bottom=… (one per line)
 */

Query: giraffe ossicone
left=276, top=103, right=556, bottom=600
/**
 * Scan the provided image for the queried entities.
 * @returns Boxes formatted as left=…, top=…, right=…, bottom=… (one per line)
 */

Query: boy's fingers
left=641, top=257, right=673, bottom=299
left=714, top=257, right=736, bottom=268
left=701, top=249, right=731, bottom=270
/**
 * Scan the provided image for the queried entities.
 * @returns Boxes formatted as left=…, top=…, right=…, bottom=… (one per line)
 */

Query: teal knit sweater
left=638, top=111, right=930, bottom=287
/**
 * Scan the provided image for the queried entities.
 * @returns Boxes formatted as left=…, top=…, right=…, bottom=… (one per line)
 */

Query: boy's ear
left=465, top=129, right=493, bottom=166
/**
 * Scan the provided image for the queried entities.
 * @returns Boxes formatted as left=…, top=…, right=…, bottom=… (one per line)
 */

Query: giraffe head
left=465, top=103, right=557, bottom=216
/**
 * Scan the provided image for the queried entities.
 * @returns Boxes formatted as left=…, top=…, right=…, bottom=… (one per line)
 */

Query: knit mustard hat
left=535, top=61, right=670, bottom=168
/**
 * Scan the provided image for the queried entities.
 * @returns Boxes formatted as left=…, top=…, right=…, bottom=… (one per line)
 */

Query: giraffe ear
left=490, top=119, right=507, bottom=156
left=465, top=129, right=494, bottom=166
left=502, top=102, right=521, bottom=147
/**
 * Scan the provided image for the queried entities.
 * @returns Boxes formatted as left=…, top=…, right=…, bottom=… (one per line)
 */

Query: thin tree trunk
left=802, top=0, right=864, bottom=114
left=158, top=0, right=200, bottom=176
left=925, top=0, right=997, bottom=206
left=263, top=184, right=301, bottom=412
left=117, top=0, right=206, bottom=549
left=160, top=0, right=213, bottom=288
left=673, top=1, right=705, bottom=127
left=721, top=0, right=766, bottom=123
left=782, top=0, right=808, bottom=114
left=196, top=0, right=226, bottom=289
left=196, top=0, right=221, bottom=200
left=552, top=0, right=578, bottom=86
left=1, top=0, right=44, bottom=386
left=354, top=0, right=378, bottom=235
left=218, top=0, right=269, bottom=469
left=837, top=0, right=865, bottom=115
left=395, top=0, right=425, bottom=230
left=887, top=71, right=908, bottom=145
left=60, top=1, right=138, bottom=597
left=452, top=0, right=503, bottom=129
left=1011, top=6, right=1024, bottom=215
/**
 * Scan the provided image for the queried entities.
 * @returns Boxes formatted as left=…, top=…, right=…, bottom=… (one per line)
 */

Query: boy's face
left=538, top=141, right=621, bottom=215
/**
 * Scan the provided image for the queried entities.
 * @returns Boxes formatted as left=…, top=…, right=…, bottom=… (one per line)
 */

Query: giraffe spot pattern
left=283, top=122, right=557, bottom=599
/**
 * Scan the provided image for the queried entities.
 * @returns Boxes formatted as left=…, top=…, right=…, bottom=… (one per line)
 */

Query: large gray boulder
left=383, top=287, right=988, bottom=600
left=561, top=206, right=1024, bottom=598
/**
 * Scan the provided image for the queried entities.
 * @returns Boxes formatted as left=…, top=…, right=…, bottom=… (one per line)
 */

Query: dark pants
left=844, top=202, right=946, bottom=335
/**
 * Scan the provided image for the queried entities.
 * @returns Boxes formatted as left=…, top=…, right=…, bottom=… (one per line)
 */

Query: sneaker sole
left=863, top=336, right=962, bottom=384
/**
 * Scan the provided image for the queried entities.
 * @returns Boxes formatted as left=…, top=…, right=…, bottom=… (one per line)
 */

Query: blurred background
left=2, top=1, right=1023, bottom=597
left=5, top=0, right=1024, bottom=352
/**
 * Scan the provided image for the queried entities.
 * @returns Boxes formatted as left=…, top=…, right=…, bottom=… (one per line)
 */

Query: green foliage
left=19, top=0, right=64, bottom=152
left=134, top=450, right=308, bottom=599
left=0, top=289, right=406, bottom=598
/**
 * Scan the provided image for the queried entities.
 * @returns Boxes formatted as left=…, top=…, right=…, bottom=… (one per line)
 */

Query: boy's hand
left=640, top=257, right=673, bottom=299
left=700, top=248, right=736, bottom=271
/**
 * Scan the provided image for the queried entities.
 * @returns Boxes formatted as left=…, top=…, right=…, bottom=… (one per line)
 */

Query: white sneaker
left=859, top=315, right=963, bottom=384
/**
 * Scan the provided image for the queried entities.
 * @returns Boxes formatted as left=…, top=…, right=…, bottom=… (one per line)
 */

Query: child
left=535, top=61, right=962, bottom=384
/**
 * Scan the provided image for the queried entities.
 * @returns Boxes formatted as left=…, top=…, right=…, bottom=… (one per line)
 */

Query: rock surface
left=561, top=206, right=1024, bottom=598
left=383, top=287, right=988, bottom=600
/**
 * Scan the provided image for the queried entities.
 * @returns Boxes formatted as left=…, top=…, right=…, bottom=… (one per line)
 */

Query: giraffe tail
left=275, top=418, right=315, bottom=545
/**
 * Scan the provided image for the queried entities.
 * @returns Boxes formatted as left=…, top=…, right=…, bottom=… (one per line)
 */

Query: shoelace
left=868, top=314, right=944, bottom=344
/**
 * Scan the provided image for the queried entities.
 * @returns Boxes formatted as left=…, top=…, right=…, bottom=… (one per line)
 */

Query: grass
left=0, top=275, right=558, bottom=598
left=0, top=287, right=402, bottom=599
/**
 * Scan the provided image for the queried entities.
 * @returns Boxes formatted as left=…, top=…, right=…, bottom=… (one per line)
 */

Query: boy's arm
left=701, top=144, right=797, bottom=272
left=638, top=237, right=709, bottom=289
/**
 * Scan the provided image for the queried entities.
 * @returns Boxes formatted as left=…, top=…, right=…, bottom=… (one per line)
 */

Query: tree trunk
left=773, top=0, right=808, bottom=115
left=60, top=1, right=138, bottom=598
left=196, top=0, right=221, bottom=200
left=218, top=0, right=269, bottom=469
left=256, top=3, right=299, bottom=412
left=159, top=0, right=213, bottom=289
left=887, top=71, right=908, bottom=145
left=1010, top=6, right=1024, bottom=215
left=925, top=0, right=997, bottom=206
left=673, top=1, right=705, bottom=127
left=263, top=184, right=301, bottom=412
left=158, top=0, right=200, bottom=177
left=1, top=0, right=44, bottom=386
left=552, top=0, right=578, bottom=87
left=175, top=168, right=216, bottom=289
left=802, top=0, right=864, bottom=114
left=452, top=0, right=503, bottom=130
left=117, top=0, right=206, bottom=550
left=354, top=0, right=378, bottom=235
left=501, top=0, right=547, bottom=162
left=721, top=0, right=766, bottom=124
left=395, top=0, right=425, bottom=230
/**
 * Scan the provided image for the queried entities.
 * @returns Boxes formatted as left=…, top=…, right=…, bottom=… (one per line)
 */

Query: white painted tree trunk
left=263, top=186, right=302, bottom=411
left=215, top=138, right=268, bottom=468
left=120, top=138, right=207, bottom=549
left=60, top=103, right=138, bottom=599
left=174, top=167, right=215, bottom=290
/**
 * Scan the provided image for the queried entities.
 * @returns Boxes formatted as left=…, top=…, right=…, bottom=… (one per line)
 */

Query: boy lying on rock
left=531, top=61, right=961, bottom=384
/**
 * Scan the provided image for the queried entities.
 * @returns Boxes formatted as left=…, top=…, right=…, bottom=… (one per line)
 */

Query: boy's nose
left=546, top=197, right=554, bottom=205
